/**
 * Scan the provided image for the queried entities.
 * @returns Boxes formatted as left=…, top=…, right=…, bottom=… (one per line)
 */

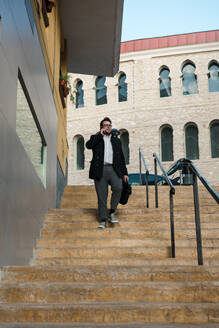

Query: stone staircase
left=0, top=185, right=219, bottom=327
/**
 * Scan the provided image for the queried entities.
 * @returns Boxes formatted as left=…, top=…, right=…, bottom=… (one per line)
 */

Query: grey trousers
left=95, top=165, right=122, bottom=221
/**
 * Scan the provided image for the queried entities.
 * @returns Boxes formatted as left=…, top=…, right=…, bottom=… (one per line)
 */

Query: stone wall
left=67, top=41, right=219, bottom=186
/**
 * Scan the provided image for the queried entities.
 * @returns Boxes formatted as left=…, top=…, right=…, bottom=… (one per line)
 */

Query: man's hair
left=100, top=117, right=112, bottom=129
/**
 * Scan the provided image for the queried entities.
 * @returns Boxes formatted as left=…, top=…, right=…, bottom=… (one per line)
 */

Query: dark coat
left=86, top=133, right=128, bottom=180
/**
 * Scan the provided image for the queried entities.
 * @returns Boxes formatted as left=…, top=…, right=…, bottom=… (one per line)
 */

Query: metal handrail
left=139, top=147, right=150, bottom=208
left=139, top=147, right=149, bottom=174
left=167, top=158, right=219, bottom=204
left=138, top=151, right=218, bottom=265
left=153, top=153, right=175, bottom=194
left=153, top=152, right=175, bottom=258
left=189, top=161, right=219, bottom=204
left=178, top=159, right=219, bottom=265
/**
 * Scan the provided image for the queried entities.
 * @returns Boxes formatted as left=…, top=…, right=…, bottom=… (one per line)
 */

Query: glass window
left=16, top=72, right=47, bottom=186
left=185, top=124, right=199, bottom=160
left=95, top=76, right=107, bottom=105
left=161, top=127, right=174, bottom=162
left=208, top=62, right=219, bottom=92
left=210, top=122, right=219, bottom=158
left=120, top=131, right=129, bottom=164
left=118, top=73, right=127, bottom=102
left=182, top=63, right=198, bottom=95
left=76, top=80, right=84, bottom=108
left=76, top=136, right=85, bottom=170
left=159, top=68, right=171, bottom=97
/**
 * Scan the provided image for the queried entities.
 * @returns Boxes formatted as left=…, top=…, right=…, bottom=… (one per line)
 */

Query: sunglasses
left=103, top=124, right=112, bottom=127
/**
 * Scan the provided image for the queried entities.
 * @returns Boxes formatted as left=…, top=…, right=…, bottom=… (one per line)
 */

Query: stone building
left=67, top=30, right=219, bottom=186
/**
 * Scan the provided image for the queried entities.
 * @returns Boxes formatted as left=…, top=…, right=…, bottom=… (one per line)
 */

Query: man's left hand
left=123, top=175, right=129, bottom=182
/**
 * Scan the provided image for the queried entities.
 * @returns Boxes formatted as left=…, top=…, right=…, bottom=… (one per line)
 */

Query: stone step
left=0, top=302, right=218, bottom=324
left=61, top=199, right=218, bottom=208
left=35, top=246, right=172, bottom=259
left=33, top=257, right=219, bottom=266
left=36, top=237, right=219, bottom=248
left=41, top=220, right=219, bottom=231
left=65, top=185, right=219, bottom=191
left=45, top=212, right=219, bottom=223
left=0, top=323, right=219, bottom=328
left=35, top=246, right=219, bottom=260
left=1, top=323, right=219, bottom=328
left=62, top=189, right=216, bottom=197
left=2, top=265, right=219, bottom=283
left=62, top=192, right=217, bottom=201
left=48, top=206, right=219, bottom=215
left=61, top=194, right=216, bottom=203
left=0, top=183, right=218, bottom=327
left=40, top=227, right=219, bottom=239
left=65, top=184, right=219, bottom=189
left=63, top=185, right=219, bottom=196
left=1, top=281, right=219, bottom=304
left=62, top=188, right=218, bottom=198
left=61, top=201, right=218, bottom=209
left=61, top=187, right=218, bottom=199
left=37, top=237, right=172, bottom=248
left=47, top=206, right=219, bottom=215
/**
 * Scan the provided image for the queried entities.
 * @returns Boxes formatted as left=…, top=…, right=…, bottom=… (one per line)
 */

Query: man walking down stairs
left=0, top=185, right=219, bottom=326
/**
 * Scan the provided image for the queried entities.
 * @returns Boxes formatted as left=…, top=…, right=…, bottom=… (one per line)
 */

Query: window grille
left=159, top=68, right=171, bottom=97
left=118, top=73, right=127, bottom=102
left=161, top=127, right=174, bottom=162
left=185, top=125, right=199, bottom=160
left=95, top=76, right=107, bottom=105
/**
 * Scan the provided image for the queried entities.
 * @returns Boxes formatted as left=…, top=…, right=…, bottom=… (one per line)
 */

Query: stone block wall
left=67, top=41, right=219, bottom=186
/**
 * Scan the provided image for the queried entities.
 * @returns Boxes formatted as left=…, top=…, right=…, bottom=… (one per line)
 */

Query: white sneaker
left=109, top=212, right=119, bottom=224
left=98, top=221, right=106, bottom=229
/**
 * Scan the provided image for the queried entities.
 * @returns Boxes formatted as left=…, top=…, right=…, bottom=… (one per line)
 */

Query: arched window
left=159, top=67, right=171, bottom=97
left=208, top=61, right=219, bottom=92
left=118, top=73, right=127, bottom=102
left=182, top=62, right=198, bottom=95
left=185, top=124, right=199, bottom=160
left=161, top=126, right=174, bottom=162
left=95, top=76, right=107, bottom=105
left=120, top=130, right=129, bottom=164
left=76, top=136, right=85, bottom=170
left=75, top=80, right=84, bottom=108
left=210, top=121, right=219, bottom=158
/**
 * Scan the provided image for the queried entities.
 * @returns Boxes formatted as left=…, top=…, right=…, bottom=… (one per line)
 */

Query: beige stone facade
left=67, top=34, right=219, bottom=186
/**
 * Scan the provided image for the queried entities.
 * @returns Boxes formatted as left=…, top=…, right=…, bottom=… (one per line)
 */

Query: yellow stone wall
left=31, top=0, right=68, bottom=175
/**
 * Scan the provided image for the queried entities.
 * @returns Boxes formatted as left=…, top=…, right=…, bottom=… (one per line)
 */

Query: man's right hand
left=100, top=128, right=106, bottom=135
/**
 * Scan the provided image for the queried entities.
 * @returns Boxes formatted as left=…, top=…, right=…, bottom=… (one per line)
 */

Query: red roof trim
left=120, top=30, right=219, bottom=54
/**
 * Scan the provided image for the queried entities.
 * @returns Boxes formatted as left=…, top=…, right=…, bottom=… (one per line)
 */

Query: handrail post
left=192, top=172, right=203, bottom=265
left=169, top=190, right=175, bottom=258
left=154, top=157, right=158, bottom=208
left=139, top=150, right=142, bottom=185
left=139, top=148, right=150, bottom=208
left=146, top=171, right=149, bottom=208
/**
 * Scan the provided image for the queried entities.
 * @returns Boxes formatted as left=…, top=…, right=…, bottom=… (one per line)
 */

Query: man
left=86, top=117, right=129, bottom=228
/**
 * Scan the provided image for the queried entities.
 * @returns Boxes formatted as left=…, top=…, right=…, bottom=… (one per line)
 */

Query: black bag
left=119, top=181, right=132, bottom=205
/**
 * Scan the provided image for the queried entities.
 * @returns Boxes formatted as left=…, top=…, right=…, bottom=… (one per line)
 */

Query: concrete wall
left=67, top=40, right=219, bottom=186
left=0, top=1, right=57, bottom=265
